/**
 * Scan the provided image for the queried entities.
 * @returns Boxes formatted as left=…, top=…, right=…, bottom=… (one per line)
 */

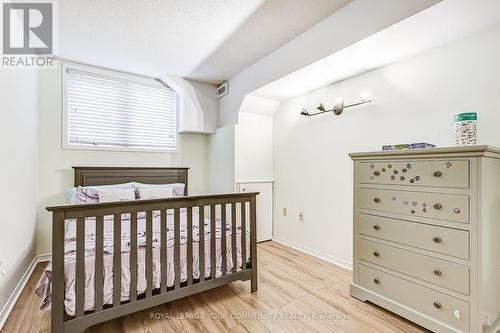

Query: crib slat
left=75, top=217, right=85, bottom=317
left=241, top=203, right=246, bottom=271
left=51, top=212, right=65, bottom=333
left=250, top=196, right=258, bottom=292
left=187, top=207, right=193, bottom=286
left=113, top=214, right=121, bottom=307
left=231, top=203, right=237, bottom=273
left=160, top=210, right=167, bottom=293
left=174, top=208, right=181, bottom=289
left=221, top=204, right=227, bottom=276
left=210, top=205, right=216, bottom=280
left=130, top=212, right=138, bottom=302
left=199, top=206, right=205, bottom=282
left=146, top=211, right=153, bottom=297
left=95, top=216, right=104, bottom=311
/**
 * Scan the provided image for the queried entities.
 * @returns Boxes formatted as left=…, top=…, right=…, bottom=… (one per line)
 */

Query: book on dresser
left=349, top=145, right=500, bottom=333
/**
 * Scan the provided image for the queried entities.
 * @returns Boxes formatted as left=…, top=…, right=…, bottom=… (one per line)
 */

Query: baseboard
left=0, top=253, right=51, bottom=330
left=272, top=236, right=353, bottom=271
left=36, top=253, right=51, bottom=262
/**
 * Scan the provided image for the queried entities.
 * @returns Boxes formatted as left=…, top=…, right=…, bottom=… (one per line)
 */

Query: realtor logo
left=2, top=1, right=55, bottom=67
left=2, top=2, right=53, bottom=54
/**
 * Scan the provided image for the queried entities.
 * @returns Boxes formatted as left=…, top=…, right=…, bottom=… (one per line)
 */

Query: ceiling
left=251, top=0, right=500, bottom=101
left=57, top=0, right=351, bottom=83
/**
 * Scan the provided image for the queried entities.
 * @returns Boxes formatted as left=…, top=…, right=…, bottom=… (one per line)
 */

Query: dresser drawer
left=358, top=214, right=469, bottom=259
left=359, top=188, right=469, bottom=224
left=359, top=264, right=470, bottom=331
left=359, top=160, right=469, bottom=188
left=359, top=239, right=470, bottom=295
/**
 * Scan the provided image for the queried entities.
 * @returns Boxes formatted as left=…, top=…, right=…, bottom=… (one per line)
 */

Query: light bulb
left=336, top=97, right=344, bottom=106
left=360, top=91, right=372, bottom=102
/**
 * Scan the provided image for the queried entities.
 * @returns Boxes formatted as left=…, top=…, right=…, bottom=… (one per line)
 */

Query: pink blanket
left=36, top=210, right=250, bottom=316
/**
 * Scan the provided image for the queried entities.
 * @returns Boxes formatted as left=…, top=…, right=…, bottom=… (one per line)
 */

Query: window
left=63, top=63, right=177, bottom=152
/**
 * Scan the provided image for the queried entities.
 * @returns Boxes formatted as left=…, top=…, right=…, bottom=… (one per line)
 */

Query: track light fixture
left=300, top=91, right=373, bottom=117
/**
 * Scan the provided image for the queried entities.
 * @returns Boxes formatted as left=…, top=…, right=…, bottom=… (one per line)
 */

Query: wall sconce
left=300, top=91, right=373, bottom=117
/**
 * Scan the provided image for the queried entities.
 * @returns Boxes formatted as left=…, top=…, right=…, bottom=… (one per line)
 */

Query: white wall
left=0, top=70, right=39, bottom=318
left=273, top=23, right=500, bottom=268
left=219, top=0, right=439, bottom=126
left=235, top=112, right=274, bottom=182
left=239, top=95, right=280, bottom=116
left=207, top=125, right=236, bottom=193
left=36, top=66, right=210, bottom=254
left=160, top=75, right=218, bottom=134
left=207, top=110, right=274, bottom=196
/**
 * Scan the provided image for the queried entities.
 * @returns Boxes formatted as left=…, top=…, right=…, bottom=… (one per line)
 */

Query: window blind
left=65, top=68, right=177, bottom=151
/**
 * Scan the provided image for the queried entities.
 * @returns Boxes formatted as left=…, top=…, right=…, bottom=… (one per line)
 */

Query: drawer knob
left=433, top=302, right=442, bottom=309
left=433, top=171, right=442, bottom=177
left=373, top=251, right=380, bottom=257
left=433, top=269, right=442, bottom=276
left=373, top=170, right=380, bottom=176
left=433, top=236, right=442, bottom=243
left=433, top=203, right=442, bottom=210
left=373, top=224, right=380, bottom=231
left=373, top=278, right=380, bottom=285
left=374, top=197, right=381, bottom=203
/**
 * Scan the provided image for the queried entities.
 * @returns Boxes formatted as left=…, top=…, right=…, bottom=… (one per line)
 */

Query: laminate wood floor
left=1, top=241, right=429, bottom=333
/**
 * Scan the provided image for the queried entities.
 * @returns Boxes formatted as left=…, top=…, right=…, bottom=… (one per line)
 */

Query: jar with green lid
left=454, top=113, right=477, bottom=146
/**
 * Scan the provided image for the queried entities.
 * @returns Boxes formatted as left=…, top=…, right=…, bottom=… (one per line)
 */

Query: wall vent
left=217, top=82, right=228, bottom=98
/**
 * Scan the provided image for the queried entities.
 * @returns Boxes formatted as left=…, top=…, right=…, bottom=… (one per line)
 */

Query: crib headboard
left=73, top=167, right=189, bottom=196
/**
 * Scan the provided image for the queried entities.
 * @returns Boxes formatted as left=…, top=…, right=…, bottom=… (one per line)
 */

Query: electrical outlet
left=283, top=208, right=287, bottom=216
left=299, top=211, right=304, bottom=222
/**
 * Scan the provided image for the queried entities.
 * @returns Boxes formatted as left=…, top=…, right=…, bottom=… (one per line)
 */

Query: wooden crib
left=46, top=167, right=258, bottom=333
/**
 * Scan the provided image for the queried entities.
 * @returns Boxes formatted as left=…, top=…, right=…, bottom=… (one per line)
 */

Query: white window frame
left=62, top=62, right=180, bottom=153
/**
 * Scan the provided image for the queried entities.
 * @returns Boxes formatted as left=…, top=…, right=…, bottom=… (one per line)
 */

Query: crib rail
left=47, top=192, right=258, bottom=333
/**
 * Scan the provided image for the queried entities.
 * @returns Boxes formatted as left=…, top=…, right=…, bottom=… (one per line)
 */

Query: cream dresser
left=349, top=146, right=500, bottom=333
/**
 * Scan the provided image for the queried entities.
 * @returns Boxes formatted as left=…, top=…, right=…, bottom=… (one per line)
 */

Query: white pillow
left=97, top=188, right=136, bottom=203
left=134, top=182, right=185, bottom=197
left=66, top=182, right=135, bottom=204
left=137, top=187, right=174, bottom=200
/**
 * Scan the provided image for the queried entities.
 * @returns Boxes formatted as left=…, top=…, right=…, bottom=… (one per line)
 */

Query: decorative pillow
left=74, top=186, right=99, bottom=204
left=66, top=187, right=78, bottom=203
left=172, top=185, right=185, bottom=197
left=97, top=188, right=136, bottom=203
left=136, top=187, right=174, bottom=200
left=134, top=183, right=185, bottom=197
left=68, top=182, right=135, bottom=204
